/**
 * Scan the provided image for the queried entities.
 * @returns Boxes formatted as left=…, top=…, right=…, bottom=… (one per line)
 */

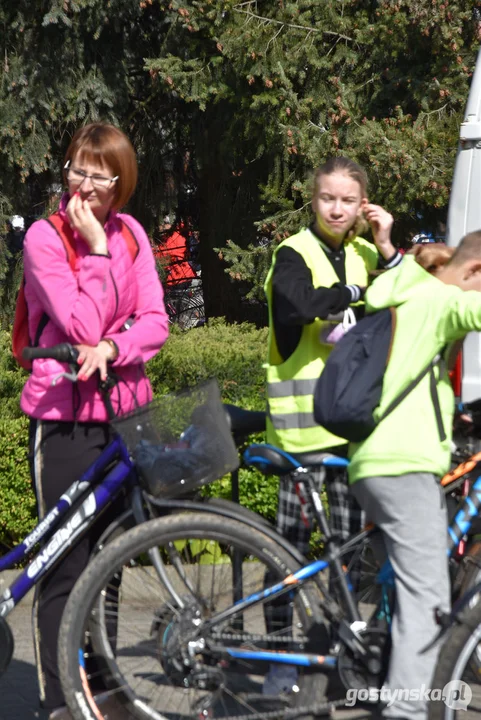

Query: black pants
left=29, top=419, right=124, bottom=710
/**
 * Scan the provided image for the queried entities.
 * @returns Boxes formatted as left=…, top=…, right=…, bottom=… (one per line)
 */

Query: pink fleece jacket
left=20, top=195, right=169, bottom=422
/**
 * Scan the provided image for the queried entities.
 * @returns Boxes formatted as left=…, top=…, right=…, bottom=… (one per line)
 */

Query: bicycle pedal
left=434, top=607, right=451, bottom=629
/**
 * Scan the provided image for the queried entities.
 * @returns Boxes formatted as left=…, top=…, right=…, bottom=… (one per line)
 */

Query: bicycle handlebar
left=454, top=398, right=481, bottom=440
left=461, top=398, right=481, bottom=414
left=23, top=343, right=120, bottom=420
left=22, top=343, right=79, bottom=365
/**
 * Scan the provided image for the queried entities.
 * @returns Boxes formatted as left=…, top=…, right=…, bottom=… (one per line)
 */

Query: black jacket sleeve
left=272, top=246, right=360, bottom=325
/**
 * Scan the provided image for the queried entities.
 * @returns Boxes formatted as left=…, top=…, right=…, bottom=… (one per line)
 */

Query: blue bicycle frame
left=202, top=453, right=481, bottom=674
left=0, top=434, right=134, bottom=617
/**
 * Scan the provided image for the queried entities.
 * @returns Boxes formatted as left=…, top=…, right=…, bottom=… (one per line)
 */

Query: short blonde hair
left=63, top=123, right=138, bottom=210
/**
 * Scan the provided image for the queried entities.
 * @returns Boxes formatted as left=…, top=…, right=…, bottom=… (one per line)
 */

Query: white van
left=447, top=48, right=481, bottom=401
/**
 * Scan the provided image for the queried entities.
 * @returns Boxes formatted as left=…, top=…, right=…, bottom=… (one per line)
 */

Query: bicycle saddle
left=244, top=443, right=349, bottom=475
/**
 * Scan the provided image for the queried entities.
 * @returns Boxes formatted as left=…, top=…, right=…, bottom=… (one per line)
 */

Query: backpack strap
left=28, top=213, right=79, bottom=348
left=20, top=214, right=78, bottom=353
left=33, top=312, right=50, bottom=348
left=29, top=215, right=138, bottom=350
left=45, top=212, right=77, bottom=271
left=119, top=218, right=140, bottom=263
left=379, top=352, right=447, bottom=442
left=429, top=355, right=447, bottom=442
left=48, top=212, right=139, bottom=265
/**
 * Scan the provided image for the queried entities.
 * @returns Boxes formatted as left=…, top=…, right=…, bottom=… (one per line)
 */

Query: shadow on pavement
left=0, top=657, right=48, bottom=720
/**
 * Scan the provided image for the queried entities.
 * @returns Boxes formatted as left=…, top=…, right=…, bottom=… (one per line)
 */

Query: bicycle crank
left=0, top=617, right=14, bottom=676
left=337, top=627, right=390, bottom=695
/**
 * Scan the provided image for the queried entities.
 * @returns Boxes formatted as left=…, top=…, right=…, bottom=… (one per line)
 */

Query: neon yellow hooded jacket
left=348, top=255, right=481, bottom=483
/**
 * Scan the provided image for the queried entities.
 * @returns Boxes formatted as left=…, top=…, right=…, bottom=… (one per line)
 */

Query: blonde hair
left=369, top=243, right=454, bottom=281
left=312, top=157, right=369, bottom=242
left=407, top=243, right=455, bottom=275
left=63, top=123, right=138, bottom=210
left=408, top=232, right=481, bottom=276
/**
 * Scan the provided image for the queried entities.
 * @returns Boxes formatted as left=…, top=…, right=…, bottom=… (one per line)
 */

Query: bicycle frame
left=348, top=463, right=481, bottom=598
left=176, top=450, right=481, bottom=674
left=0, top=434, right=134, bottom=617
left=145, top=460, right=380, bottom=675
left=447, top=469, right=481, bottom=555
left=407, top=469, right=481, bottom=640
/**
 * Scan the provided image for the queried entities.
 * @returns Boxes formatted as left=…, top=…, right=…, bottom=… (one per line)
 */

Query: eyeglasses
left=64, top=161, right=118, bottom=189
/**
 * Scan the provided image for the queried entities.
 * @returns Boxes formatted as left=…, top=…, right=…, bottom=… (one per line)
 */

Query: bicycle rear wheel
left=429, top=598, right=481, bottom=720
left=178, top=288, right=205, bottom=329
left=58, top=513, right=330, bottom=720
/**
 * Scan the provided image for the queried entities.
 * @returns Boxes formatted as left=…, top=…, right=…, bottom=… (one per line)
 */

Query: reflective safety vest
left=264, top=228, right=378, bottom=453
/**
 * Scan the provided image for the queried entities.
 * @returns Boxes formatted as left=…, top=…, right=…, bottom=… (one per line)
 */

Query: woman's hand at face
left=74, top=341, right=117, bottom=383
left=66, top=193, right=108, bottom=255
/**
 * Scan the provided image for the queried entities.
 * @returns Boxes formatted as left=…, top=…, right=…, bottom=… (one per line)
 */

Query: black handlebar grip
left=463, top=398, right=481, bottom=414
left=22, top=343, right=79, bottom=364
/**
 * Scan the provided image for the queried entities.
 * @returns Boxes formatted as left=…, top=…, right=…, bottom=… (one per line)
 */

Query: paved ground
left=0, top=567, right=375, bottom=720
left=3, top=565, right=466, bottom=720
left=0, top=587, right=48, bottom=720
left=2, top=605, right=479, bottom=720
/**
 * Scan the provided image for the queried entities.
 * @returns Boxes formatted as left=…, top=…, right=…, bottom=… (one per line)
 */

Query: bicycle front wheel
left=58, top=513, right=329, bottom=720
left=429, top=598, right=481, bottom=720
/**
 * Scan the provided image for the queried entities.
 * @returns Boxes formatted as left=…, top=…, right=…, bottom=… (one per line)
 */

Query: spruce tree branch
left=308, top=120, right=327, bottom=133
left=266, top=25, right=283, bottom=52
left=265, top=201, right=311, bottom=221
left=418, top=103, right=449, bottom=120
left=353, top=75, right=378, bottom=91
left=232, top=6, right=354, bottom=42
left=326, top=35, right=342, bottom=57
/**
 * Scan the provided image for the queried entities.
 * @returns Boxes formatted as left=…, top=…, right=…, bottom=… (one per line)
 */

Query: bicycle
left=56, top=398, right=481, bottom=720
left=0, top=342, right=270, bottom=716
left=428, top=594, right=481, bottom=720
left=164, top=277, right=205, bottom=330
left=421, top=401, right=481, bottom=720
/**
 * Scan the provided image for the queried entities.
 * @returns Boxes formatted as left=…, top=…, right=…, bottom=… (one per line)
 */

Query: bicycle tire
left=429, top=597, right=481, bottom=720
left=58, top=513, right=330, bottom=720
left=150, top=496, right=384, bottom=618
left=202, top=497, right=272, bottom=527
left=455, top=542, right=481, bottom=600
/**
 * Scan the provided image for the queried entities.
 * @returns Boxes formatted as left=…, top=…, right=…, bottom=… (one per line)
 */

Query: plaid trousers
left=276, top=464, right=364, bottom=558
left=264, top=462, right=364, bottom=641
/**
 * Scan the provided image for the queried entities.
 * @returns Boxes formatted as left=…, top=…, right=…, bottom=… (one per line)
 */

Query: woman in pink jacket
left=21, top=123, right=169, bottom=719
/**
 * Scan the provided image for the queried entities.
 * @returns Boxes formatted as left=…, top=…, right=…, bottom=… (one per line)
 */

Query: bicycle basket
left=112, top=379, right=239, bottom=498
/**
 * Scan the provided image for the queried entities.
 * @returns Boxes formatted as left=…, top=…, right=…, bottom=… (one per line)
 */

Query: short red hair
left=63, top=123, right=138, bottom=210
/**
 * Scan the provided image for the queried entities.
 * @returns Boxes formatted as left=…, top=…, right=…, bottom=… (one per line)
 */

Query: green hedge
left=0, top=330, right=27, bottom=420
left=0, top=416, right=36, bottom=550
left=147, top=319, right=267, bottom=405
left=0, top=320, right=279, bottom=547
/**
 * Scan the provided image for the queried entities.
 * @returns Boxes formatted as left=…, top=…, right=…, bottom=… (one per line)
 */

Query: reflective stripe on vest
left=267, top=408, right=317, bottom=430
left=267, top=377, right=317, bottom=399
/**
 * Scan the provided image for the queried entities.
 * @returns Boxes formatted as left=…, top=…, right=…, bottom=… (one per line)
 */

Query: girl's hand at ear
left=364, top=204, right=395, bottom=260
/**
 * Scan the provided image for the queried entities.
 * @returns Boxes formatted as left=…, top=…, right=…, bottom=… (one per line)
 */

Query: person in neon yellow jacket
left=263, top=156, right=401, bottom=695
left=349, top=234, right=481, bottom=720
